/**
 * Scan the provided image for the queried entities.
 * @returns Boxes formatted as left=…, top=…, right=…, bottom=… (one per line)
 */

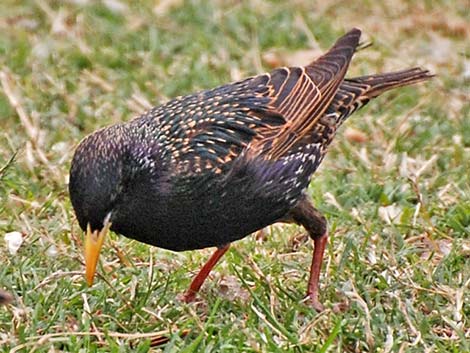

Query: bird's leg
left=182, top=244, right=230, bottom=303
left=286, top=195, right=328, bottom=311
left=307, top=230, right=328, bottom=311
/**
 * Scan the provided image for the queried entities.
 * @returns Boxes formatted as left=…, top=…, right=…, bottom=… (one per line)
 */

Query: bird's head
left=69, top=125, right=128, bottom=286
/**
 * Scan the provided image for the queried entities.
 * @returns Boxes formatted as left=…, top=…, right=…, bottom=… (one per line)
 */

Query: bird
left=69, top=28, right=433, bottom=311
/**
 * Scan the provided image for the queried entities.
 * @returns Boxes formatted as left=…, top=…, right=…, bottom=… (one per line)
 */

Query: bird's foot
left=305, top=292, right=325, bottom=312
left=332, top=299, right=350, bottom=313
left=179, top=290, right=197, bottom=303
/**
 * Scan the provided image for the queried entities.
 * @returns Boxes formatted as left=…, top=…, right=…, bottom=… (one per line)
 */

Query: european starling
left=69, top=28, right=432, bottom=311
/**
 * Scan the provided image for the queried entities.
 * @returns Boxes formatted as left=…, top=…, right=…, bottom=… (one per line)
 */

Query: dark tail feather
left=327, top=67, right=433, bottom=125
left=347, top=67, right=434, bottom=99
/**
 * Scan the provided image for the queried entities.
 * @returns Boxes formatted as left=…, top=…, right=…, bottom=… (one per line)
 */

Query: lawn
left=0, top=0, right=469, bottom=352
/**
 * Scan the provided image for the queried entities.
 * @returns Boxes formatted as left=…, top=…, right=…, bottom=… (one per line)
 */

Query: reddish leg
left=306, top=231, right=328, bottom=312
left=285, top=194, right=328, bottom=311
left=182, top=244, right=230, bottom=303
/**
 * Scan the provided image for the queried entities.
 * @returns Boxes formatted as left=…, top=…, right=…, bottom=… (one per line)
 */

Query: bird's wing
left=158, top=28, right=362, bottom=174
left=156, top=79, right=286, bottom=175
left=250, top=28, right=362, bottom=159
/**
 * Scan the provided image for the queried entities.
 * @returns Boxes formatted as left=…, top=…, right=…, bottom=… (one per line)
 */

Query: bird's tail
left=329, top=67, right=434, bottom=124
left=347, top=67, right=434, bottom=99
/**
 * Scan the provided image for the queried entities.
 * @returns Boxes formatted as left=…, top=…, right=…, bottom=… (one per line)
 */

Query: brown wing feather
left=254, top=28, right=362, bottom=159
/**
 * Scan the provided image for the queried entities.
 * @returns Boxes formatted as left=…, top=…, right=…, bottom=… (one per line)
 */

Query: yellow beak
left=84, top=220, right=111, bottom=286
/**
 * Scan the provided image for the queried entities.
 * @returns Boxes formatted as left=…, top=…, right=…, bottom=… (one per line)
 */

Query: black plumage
left=69, top=28, right=432, bottom=310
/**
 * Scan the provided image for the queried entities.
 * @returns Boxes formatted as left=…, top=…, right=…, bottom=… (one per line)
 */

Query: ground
left=0, top=0, right=469, bottom=352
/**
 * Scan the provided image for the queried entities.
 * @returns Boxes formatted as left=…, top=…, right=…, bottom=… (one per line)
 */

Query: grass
left=0, top=0, right=469, bottom=352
